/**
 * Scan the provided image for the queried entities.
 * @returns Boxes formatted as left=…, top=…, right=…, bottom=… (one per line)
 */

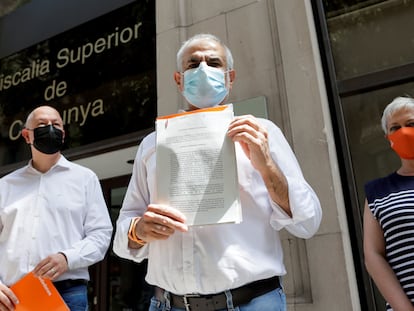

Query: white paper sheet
left=155, top=105, right=241, bottom=226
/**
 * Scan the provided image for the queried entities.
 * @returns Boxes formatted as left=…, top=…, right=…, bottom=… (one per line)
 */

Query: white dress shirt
left=0, top=155, right=113, bottom=286
left=113, top=118, right=322, bottom=295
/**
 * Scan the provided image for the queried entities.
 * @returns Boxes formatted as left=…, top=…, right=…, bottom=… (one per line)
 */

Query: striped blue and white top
left=365, top=172, right=414, bottom=310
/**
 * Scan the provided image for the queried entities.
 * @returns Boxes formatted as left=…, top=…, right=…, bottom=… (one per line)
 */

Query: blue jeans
left=148, top=288, right=286, bottom=311
left=56, top=284, right=88, bottom=311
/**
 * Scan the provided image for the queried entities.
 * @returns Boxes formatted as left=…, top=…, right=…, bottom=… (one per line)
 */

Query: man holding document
left=113, top=33, right=322, bottom=311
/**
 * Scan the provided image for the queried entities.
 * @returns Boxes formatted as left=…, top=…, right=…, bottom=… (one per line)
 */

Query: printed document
left=155, top=105, right=241, bottom=226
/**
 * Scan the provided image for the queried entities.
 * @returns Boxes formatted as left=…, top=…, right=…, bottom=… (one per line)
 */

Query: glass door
left=312, top=0, right=414, bottom=309
left=89, top=175, right=153, bottom=311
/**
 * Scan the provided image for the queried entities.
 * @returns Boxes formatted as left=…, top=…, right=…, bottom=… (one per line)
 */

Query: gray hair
left=381, top=96, right=414, bottom=133
left=176, top=33, right=234, bottom=72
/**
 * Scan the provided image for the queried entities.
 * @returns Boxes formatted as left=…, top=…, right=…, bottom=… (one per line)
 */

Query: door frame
left=90, top=174, right=132, bottom=310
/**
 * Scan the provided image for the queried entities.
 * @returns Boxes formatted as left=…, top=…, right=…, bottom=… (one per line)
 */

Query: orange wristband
left=128, top=217, right=147, bottom=246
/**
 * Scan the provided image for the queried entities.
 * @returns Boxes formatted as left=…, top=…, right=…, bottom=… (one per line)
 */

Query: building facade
left=1, top=0, right=413, bottom=310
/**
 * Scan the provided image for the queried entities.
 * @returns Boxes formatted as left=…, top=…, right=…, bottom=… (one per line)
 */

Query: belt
left=53, top=279, right=88, bottom=291
left=165, top=276, right=280, bottom=311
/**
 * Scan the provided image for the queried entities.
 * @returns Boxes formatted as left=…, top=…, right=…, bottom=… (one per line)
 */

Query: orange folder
left=10, top=272, right=69, bottom=311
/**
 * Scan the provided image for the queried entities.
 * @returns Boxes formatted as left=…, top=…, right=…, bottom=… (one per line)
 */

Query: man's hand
left=33, top=253, right=68, bottom=281
left=135, top=204, right=188, bottom=244
left=227, top=115, right=291, bottom=216
left=0, top=283, right=18, bottom=311
left=227, top=115, right=272, bottom=173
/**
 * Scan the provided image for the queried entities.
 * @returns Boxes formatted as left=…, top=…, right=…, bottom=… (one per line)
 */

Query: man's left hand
left=227, top=115, right=271, bottom=173
left=33, top=253, right=68, bottom=281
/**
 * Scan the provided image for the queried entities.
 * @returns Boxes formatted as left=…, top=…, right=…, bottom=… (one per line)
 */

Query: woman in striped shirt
left=364, top=96, right=414, bottom=311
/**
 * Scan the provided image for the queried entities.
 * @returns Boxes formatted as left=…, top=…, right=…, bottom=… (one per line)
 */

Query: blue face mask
left=182, top=62, right=229, bottom=109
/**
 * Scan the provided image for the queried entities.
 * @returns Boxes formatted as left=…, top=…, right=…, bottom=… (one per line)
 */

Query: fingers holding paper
left=227, top=115, right=291, bottom=215
left=0, top=283, right=18, bottom=311
left=136, top=204, right=188, bottom=243
left=227, top=115, right=271, bottom=173
left=33, top=253, right=68, bottom=281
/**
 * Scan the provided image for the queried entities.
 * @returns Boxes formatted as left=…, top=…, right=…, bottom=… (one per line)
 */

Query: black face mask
left=31, top=125, right=64, bottom=154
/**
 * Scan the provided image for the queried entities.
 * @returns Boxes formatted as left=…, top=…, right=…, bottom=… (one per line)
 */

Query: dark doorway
left=89, top=174, right=153, bottom=311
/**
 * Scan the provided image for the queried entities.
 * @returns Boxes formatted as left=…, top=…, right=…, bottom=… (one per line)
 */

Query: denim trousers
left=56, top=284, right=88, bottom=311
left=148, top=287, right=286, bottom=311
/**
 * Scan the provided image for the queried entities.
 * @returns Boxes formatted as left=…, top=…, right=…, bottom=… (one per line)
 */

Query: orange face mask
left=387, top=127, right=414, bottom=159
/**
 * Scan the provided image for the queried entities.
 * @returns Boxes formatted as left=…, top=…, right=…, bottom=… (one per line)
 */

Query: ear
left=174, top=72, right=183, bottom=91
left=228, top=69, right=236, bottom=90
left=385, top=134, right=393, bottom=147
left=229, top=69, right=235, bottom=83
left=21, top=128, right=31, bottom=144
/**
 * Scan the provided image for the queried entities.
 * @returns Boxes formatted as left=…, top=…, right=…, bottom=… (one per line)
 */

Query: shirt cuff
left=269, top=176, right=319, bottom=230
left=113, top=218, right=148, bottom=262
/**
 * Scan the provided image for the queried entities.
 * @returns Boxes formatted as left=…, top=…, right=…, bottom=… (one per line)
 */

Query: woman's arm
left=363, top=201, right=414, bottom=310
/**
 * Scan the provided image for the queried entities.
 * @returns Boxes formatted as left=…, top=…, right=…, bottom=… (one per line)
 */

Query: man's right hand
left=0, top=283, right=18, bottom=311
left=135, top=204, right=188, bottom=244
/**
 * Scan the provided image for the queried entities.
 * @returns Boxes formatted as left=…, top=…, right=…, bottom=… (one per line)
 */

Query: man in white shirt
left=113, top=33, right=322, bottom=311
left=0, top=106, right=113, bottom=311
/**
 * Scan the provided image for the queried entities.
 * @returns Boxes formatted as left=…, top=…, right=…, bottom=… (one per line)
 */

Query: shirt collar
left=27, top=154, right=70, bottom=174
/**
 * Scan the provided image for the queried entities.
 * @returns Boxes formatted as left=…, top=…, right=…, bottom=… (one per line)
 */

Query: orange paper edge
left=156, top=105, right=228, bottom=120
